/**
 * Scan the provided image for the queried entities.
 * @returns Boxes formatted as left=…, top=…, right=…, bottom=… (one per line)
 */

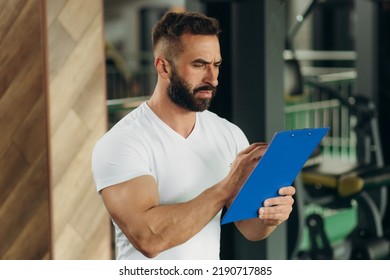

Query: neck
left=147, top=89, right=197, bottom=139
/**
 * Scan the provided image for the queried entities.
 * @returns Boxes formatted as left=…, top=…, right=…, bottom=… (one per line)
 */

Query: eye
left=193, top=62, right=206, bottom=68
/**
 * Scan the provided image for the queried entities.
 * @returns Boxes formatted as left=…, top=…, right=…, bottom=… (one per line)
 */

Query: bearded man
left=92, top=11, right=295, bottom=260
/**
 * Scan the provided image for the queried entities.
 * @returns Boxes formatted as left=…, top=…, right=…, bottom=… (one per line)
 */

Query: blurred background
left=1, top=0, right=390, bottom=260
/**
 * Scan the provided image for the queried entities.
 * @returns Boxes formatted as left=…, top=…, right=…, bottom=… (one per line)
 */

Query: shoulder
left=93, top=103, right=152, bottom=160
left=101, top=102, right=152, bottom=141
left=91, top=103, right=155, bottom=191
left=200, top=110, right=244, bottom=135
left=198, top=110, right=249, bottom=148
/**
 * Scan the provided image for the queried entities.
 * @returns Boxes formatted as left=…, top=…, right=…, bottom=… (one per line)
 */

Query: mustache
left=193, top=85, right=217, bottom=93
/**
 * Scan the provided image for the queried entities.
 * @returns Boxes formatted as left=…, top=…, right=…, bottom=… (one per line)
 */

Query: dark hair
left=152, top=12, right=221, bottom=60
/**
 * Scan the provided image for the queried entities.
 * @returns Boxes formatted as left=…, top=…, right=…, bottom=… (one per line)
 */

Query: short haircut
left=152, top=11, right=221, bottom=61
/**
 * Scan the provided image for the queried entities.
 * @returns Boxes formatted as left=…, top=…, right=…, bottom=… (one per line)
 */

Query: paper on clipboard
left=221, top=127, right=330, bottom=225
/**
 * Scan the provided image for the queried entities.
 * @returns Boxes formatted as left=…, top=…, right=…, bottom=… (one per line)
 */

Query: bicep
left=100, top=175, right=158, bottom=231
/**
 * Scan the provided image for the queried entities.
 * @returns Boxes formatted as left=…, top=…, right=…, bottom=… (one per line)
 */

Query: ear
left=155, top=57, right=170, bottom=79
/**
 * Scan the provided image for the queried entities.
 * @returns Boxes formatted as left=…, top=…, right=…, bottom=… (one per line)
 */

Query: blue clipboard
left=221, top=127, right=329, bottom=225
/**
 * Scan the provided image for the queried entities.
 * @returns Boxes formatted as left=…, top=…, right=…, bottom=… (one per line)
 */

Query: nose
left=203, top=65, right=219, bottom=87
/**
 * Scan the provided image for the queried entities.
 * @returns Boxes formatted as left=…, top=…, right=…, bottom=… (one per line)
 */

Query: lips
left=193, top=86, right=216, bottom=98
left=195, top=90, right=213, bottom=98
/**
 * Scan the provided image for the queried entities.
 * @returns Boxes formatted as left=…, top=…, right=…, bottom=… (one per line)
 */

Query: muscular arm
left=101, top=175, right=229, bottom=258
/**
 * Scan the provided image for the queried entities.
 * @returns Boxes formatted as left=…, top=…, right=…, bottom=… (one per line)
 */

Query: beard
left=167, top=68, right=217, bottom=112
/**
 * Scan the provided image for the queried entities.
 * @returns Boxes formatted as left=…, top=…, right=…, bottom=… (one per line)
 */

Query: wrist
left=216, top=178, right=237, bottom=206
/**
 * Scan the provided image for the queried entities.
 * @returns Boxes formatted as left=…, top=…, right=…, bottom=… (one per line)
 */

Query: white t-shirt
left=92, top=102, right=249, bottom=260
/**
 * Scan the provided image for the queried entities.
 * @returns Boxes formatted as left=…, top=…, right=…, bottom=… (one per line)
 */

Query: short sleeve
left=91, top=130, right=153, bottom=192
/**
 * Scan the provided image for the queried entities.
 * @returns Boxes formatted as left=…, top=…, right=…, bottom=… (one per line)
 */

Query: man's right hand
left=223, top=143, right=268, bottom=203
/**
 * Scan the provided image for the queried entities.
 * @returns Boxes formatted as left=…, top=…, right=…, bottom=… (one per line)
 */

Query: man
left=92, top=11, right=295, bottom=260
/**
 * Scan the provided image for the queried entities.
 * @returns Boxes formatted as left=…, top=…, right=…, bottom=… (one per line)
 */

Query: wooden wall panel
left=46, top=0, right=111, bottom=259
left=0, top=0, right=51, bottom=259
left=0, top=0, right=110, bottom=260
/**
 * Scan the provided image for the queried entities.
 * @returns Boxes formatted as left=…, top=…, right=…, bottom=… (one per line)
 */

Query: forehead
left=178, top=34, right=221, bottom=61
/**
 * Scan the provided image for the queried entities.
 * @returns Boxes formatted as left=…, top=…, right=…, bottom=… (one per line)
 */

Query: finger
left=260, top=204, right=292, bottom=215
left=259, top=208, right=288, bottom=222
left=263, top=195, right=294, bottom=208
left=248, top=145, right=268, bottom=160
left=238, top=142, right=268, bottom=155
left=258, top=205, right=292, bottom=220
left=278, top=186, right=296, bottom=196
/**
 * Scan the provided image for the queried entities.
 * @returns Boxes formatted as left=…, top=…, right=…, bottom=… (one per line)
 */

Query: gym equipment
left=285, top=0, right=390, bottom=260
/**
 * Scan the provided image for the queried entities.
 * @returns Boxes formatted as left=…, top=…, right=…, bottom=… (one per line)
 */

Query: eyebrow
left=192, top=58, right=223, bottom=65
